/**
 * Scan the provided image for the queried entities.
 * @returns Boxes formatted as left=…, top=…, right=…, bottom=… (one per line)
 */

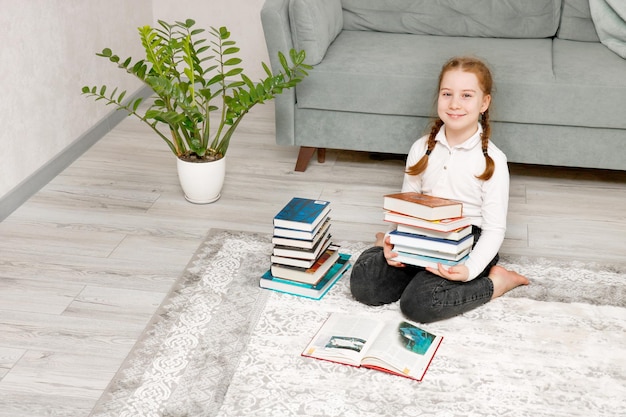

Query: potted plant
left=82, top=19, right=311, bottom=203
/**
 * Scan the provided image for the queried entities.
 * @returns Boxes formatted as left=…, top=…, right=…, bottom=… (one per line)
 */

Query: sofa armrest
left=261, top=0, right=296, bottom=146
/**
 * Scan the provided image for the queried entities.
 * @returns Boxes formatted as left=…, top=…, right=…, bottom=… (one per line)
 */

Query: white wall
left=0, top=0, right=272, bottom=205
left=0, top=0, right=152, bottom=200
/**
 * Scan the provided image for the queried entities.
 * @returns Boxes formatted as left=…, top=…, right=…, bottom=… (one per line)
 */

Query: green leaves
left=81, top=84, right=143, bottom=110
left=82, top=19, right=311, bottom=160
left=223, top=47, right=239, bottom=54
left=223, top=58, right=242, bottom=66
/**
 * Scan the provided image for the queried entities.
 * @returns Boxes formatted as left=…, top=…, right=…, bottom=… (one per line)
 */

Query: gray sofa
left=261, top=0, right=626, bottom=172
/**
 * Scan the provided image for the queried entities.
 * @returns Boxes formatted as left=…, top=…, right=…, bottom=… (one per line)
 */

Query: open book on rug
left=302, top=312, right=443, bottom=382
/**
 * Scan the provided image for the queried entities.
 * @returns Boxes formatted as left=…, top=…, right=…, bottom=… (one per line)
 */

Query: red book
left=302, top=312, right=443, bottom=382
left=383, top=192, right=463, bottom=220
left=270, top=248, right=339, bottom=285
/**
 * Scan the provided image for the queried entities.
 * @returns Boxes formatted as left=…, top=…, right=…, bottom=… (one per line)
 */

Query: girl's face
left=437, top=69, right=491, bottom=144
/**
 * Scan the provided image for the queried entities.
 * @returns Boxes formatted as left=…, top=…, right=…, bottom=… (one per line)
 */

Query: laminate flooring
left=1, top=105, right=625, bottom=416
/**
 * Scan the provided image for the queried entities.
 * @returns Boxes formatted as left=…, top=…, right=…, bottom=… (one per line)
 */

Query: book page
left=362, top=320, right=442, bottom=379
left=302, top=313, right=385, bottom=366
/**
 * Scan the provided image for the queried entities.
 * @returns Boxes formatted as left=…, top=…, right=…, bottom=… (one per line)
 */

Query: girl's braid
left=477, top=109, right=495, bottom=181
left=406, top=118, right=443, bottom=176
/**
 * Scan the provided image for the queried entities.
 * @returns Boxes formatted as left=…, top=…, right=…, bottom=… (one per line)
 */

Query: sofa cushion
left=296, top=31, right=554, bottom=122
left=589, top=0, right=626, bottom=58
left=289, top=0, right=343, bottom=65
left=552, top=38, right=626, bottom=128
left=295, top=31, right=626, bottom=130
left=341, top=0, right=562, bottom=38
left=557, top=0, right=600, bottom=41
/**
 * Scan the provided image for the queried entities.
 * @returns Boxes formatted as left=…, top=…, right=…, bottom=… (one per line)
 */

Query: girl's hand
left=377, top=232, right=405, bottom=268
left=426, top=263, right=469, bottom=282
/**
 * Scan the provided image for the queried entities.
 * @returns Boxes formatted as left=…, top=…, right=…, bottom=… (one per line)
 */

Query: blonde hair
left=406, top=56, right=495, bottom=181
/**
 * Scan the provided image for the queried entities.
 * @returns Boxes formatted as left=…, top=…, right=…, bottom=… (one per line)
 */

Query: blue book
left=260, top=253, right=351, bottom=300
left=273, top=197, right=331, bottom=232
left=388, top=230, right=474, bottom=255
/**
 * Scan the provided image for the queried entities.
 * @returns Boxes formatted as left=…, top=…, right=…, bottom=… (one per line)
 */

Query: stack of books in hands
left=260, top=197, right=351, bottom=300
left=383, top=192, right=474, bottom=269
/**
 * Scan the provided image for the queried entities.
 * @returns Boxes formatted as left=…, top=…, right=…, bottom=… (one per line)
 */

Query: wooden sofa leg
left=294, top=147, right=327, bottom=172
left=317, top=148, right=326, bottom=163
left=295, top=147, right=315, bottom=171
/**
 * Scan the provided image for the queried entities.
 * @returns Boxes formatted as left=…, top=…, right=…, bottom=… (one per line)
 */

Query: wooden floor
left=1, top=104, right=625, bottom=416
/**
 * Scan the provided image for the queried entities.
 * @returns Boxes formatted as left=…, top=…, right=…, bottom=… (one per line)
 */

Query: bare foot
left=374, top=232, right=386, bottom=247
left=489, top=265, right=530, bottom=299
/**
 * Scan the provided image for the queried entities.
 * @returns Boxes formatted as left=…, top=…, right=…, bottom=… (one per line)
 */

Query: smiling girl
left=350, top=56, right=529, bottom=323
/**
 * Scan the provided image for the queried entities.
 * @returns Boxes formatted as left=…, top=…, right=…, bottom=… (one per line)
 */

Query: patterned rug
left=90, top=229, right=626, bottom=417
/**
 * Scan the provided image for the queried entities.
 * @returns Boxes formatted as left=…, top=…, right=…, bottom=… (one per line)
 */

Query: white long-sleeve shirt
left=401, top=125, right=509, bottom=280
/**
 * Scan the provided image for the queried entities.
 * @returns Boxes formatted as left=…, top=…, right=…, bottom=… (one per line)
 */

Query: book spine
left=389, top=230, right=473, bottom=253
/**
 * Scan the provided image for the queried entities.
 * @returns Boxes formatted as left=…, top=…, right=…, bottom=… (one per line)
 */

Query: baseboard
left=0, top=86, right=152, bottom=222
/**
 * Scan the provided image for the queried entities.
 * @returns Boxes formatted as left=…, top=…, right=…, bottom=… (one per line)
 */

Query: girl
left=350, top=56, right=529, bottom=323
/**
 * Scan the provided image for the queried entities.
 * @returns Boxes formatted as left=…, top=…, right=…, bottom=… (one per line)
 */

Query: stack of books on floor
left=383, top=192, right=474, bottom=268
left=260, top=197, right=351, bottom=300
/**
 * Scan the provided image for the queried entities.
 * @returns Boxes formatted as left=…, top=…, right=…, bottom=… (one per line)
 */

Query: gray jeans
left=349, top=228, right=497, bottom=323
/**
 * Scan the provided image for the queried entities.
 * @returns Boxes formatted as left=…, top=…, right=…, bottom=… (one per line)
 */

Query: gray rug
left=90, top=229, right=626, bottom=417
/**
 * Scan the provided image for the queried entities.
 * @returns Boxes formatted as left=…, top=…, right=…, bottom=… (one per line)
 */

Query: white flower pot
left=176, top=156, right=226, bottom=204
